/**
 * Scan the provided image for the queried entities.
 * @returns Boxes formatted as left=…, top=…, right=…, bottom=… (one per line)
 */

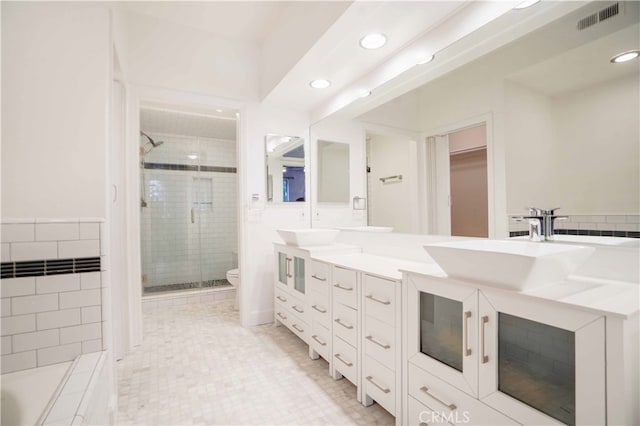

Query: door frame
left=124, top=85, right=245, bottom=348
left=421, top=112, right=497, bottom=238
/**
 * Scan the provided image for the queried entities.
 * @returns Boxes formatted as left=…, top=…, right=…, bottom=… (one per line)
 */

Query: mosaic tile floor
left=117, top=299, right=395, bottom=425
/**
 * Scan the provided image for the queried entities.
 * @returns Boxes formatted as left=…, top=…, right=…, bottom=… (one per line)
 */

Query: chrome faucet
left=511, top=207, right=568, bottom=241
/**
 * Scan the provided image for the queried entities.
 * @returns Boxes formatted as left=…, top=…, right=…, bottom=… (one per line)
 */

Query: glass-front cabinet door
left=293, top=256, right=305, bottom=294
left=407, top=275, right=479, bottom=397
left=478, top=289, right=606, bottom=426
left=277, top=251, right=290, bottom=289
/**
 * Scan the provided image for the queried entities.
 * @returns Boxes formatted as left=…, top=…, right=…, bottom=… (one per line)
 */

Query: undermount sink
left=277, top=228, right=340, bottom=246
left=423, top=240, right=595, bottom=290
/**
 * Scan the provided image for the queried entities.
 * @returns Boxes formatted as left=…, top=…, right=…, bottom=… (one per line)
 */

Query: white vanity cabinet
left=362, top=274, right=402, bottom=421
left=274, top=244, right=310, bottom=344
left=308, top=259, right=332, bottom=362
left=330, top=266, right=361, bottom=398
left=404, top=272, right=607, bottom=426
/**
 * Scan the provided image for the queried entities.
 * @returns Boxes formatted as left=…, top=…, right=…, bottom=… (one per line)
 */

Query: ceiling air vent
left=577, top=2, right=620, bottom=30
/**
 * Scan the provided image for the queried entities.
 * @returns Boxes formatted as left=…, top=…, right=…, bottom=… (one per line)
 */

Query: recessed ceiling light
left=514, top=0, right=540, bottom=9
left=357, top=89, right=371, bottom=98
left=360, top=33, right=387, bottom=50
left=188, top=154, right=198, bottom=160
left=310, top=79, right=331, bottom=89
left=215, top=109, right=223, bottom=113
left=610, top=50, right=640, bottom=63
left=417, top=54, right=435, bottom=65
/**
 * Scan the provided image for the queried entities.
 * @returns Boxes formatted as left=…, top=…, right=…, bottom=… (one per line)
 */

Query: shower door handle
left=191, top=208, right=195, bottom=224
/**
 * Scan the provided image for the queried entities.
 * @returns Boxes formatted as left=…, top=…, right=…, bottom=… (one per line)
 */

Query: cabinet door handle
left=311, top=335, right=327, bottom=346
left=333, top=283, right=353, bottom=291
left=286, top=258, right=293, bottom=278
left=365, top=335, right=391, bottom=349
left=366, top=294, right=390, bottom=305
left=334, top=353, right=353, bottom=367
left=419, top=423, right=429, bottom=426
left=191, top=208, right=195, bottom=224
left=276, top=296, right=287, bottom=303
left=334, top=318, right=354, bottom=330
left=420, top=386, right=457, bottom=411
left=292, top=324, right=304, bottom=333
left=366, top=375, right=390, bottom=394
left=481, top=315, right=489, bottom=364
left=464, top=311, right=472, bottom=356
left=277, top=312, right=287, bottom=320
left=292, top=305, right=304, bottom=314
left=312, top=274, right=327, bottom=282
left=312, top=305, right=327, bottom=314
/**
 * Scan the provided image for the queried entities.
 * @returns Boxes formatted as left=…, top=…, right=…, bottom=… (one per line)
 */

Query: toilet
left=226, top=268, right=240, bottom=310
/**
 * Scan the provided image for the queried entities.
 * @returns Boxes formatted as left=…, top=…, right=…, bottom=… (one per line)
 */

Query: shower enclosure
left=139, top=108, right=237, bottom=295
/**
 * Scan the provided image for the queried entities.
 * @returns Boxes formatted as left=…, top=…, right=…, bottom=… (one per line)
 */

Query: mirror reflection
left=356, top=2, right=639, bottom=236
left=265, top=134, right=305, bottom=203
left=317, top=140, right=350, bottom=203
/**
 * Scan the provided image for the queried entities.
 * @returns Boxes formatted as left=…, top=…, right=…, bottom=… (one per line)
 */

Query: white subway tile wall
left=509, top=214, right=640, bottom=236
left=1, top=220, right=104, bottom=373
left=140, top=133, right=237, bottom=292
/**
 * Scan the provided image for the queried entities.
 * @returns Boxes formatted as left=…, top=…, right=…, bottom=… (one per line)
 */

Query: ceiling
left=116, top=1, right=288, bottom=43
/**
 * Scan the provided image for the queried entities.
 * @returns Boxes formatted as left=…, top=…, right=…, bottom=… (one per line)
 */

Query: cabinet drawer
left=309, top=290, right=330, bottom=328
left=364, top=315, right=395, bottom=370
left=288, top=311, right=309, bottom=343
left=275, top=302, right=289, bottom=327
left=287, top=292, right=309, bottom=324
left=408, top=363, right=518, bottom=426
left=275, top=286, right=290, bottom=305
left=310, top=322, right=330, bottom=361
left=364, top=274, right=396, bottom=325
left=333, top=336, right=357, bottom=385
left=407, top=395, right=452, bottom=426
left=309, top=261, right=330, bottom=294
left=333, top=302, right=357, bottom=346
left=332, top=266, right=357, bottom=308
left=364, top=356, right=396, bottom=415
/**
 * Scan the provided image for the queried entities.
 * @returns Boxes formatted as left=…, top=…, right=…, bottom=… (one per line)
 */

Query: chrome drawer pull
left=366, top=335, right=390, bottom=349
left=311, top=335, right=327, bottom=346
left=366, top=376, right=390, bottom=394
left=481, top=315, right=489, bottom=364
left=312, top=274, right=327, bottom=282
left=419, top=423, right=429, bottom=426
left=333, top=283, right=353, bottom=291
left=366, top=294, right=390, bottom=305
left=420, top=386, right=457, bottom=411
left=334, top=318, right=354, bottom=330
left=312, top=305, right=327, bottom=314
left=292, top=305, right=304, bottom=313
left=276, top=295, right=287, bottom=302
left=334, top=353, right=353, bottom=367
left=292, top=324, right=304, bottom=333
left=464, top=311, right=472, bottom=356
left=277, top=312, right=287, bottom=320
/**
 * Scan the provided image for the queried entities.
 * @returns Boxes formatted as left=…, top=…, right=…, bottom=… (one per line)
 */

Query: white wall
left=1, top=2, right=111, bottom=219
left=119, top=10, right=259, bottom=101
left=367, top=134, right=420, bottom=233
left=239, top=103, right=311, bottom=326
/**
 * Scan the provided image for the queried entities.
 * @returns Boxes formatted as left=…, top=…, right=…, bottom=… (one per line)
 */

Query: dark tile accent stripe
left=144, top=162, right=237, bottom=174
left=143, top=279, right=231, bottom=294
left=0, top=257, right=101, bottom=279
left=510, top=229, right=639, bottom=238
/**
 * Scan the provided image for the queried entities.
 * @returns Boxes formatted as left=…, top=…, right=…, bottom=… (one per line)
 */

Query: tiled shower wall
left=1, top=220, right=106, bottom=374
left=140, top=133, right=237, bottom=290
left=509, top=214, right=640, bottom=238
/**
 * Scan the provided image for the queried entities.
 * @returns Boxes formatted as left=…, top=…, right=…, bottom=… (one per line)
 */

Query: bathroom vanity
left=273, top=230, right=639, bottom=425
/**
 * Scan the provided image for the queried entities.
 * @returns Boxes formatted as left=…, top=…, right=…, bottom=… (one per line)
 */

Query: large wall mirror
left=354, top=1, right=639, bottom=237
left=317, top=140, right=350, bottom=203
left=265, top=134, right=305, bottom=202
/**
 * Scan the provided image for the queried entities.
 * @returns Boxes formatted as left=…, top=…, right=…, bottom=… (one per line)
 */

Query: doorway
left=427, top=123, right=489, bottom=238
left=139, top=107, right=239, bottom=295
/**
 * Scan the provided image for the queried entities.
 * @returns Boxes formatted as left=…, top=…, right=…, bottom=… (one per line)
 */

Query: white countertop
left=399, top=263, right=639, bottom=318
left=312, top=252, right=445, bottom=281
